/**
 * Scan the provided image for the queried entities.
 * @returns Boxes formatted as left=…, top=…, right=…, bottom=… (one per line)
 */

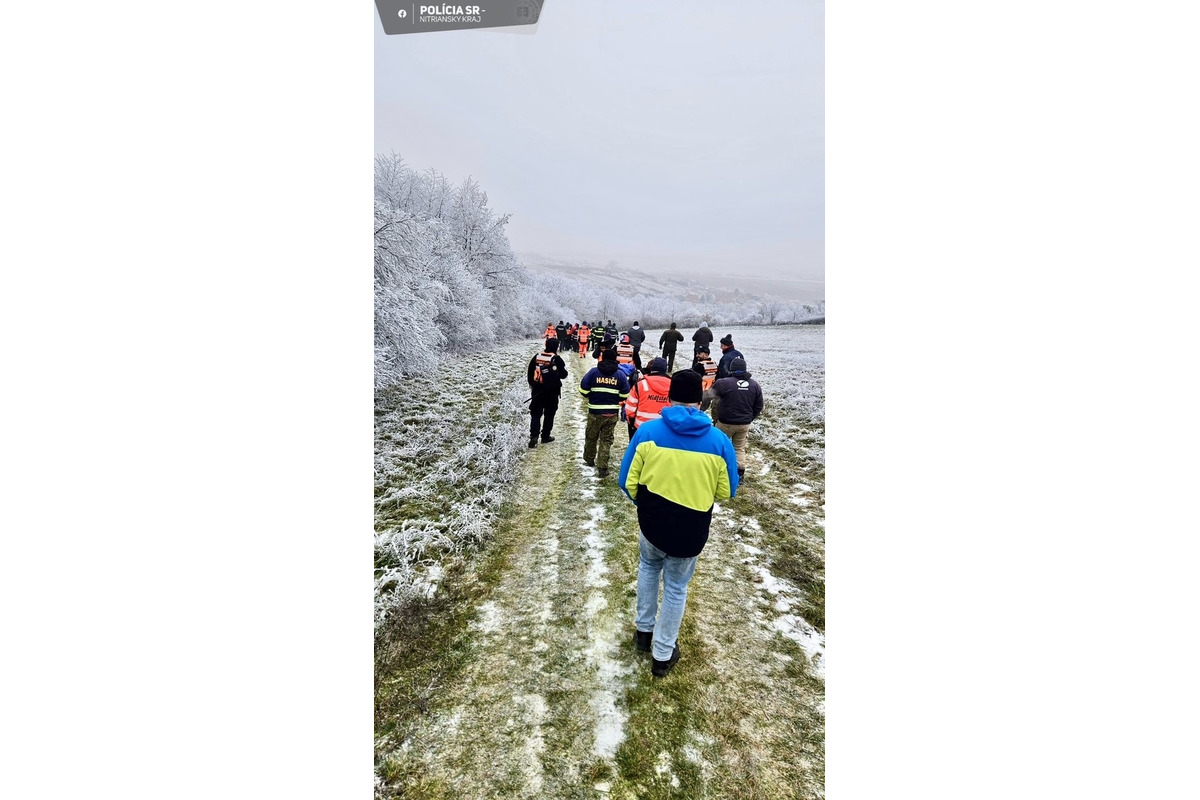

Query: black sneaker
left=651, top=644, right=681, bottom=677
left=528, top=438, right=538, bottom=449
left=596, top=467, right=609, bottom=478
left=634, top=630, right=653, bottom=652
left=737, top=466, right=745, bottom=479
left=541, top=435, right=555, bottom=443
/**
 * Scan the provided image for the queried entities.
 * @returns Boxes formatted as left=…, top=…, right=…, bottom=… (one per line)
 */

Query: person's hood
left=660, top=405, right=713, bottom=436
left=728, top=371, right=753, bottom=380
left=631, top=325, right=641, bottom=330
left=597, top=360, right=619, bottom=376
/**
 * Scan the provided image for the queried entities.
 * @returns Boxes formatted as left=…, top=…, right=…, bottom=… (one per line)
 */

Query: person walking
left=577, top=322, right=591, bottom=358
left=715, top=334, right=744, bottom=379
left=691, top=343, right=719, bottom=413
left=543, top=321, right=556, bottom=340
left=691, top=344, right=718, bottom=392
left=691, top=320, right=713, bottom=358
left=527, top=337, right=569, bottom=449
left=710, top=334, right=745, bottom=422
left=579, top=346, right=630, bottom=478
left=555, top=320, right=568, bottom=344
left=589, top=323, right=605, bottom=357
left=623, top=356, right=672, bottom=440
left=705, top=357, right=764, bottom=480
left=658, top=323, right=684, bottom=372
left=616, top=332, right=636, bottom=368
left=627, top=321, right=647, bottom=368
left=617, top=370, right=739, bottom=677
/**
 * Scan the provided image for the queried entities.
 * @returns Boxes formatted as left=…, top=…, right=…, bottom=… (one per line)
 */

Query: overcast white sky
left=375, top=1, right=823, bottom=285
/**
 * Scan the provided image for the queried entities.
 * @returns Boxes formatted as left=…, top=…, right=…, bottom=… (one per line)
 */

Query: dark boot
left=652, top=644, right=681, bottom=677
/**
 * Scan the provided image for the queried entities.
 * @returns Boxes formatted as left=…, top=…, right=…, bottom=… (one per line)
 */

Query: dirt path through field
left=378, top=351, right=825, bottom=800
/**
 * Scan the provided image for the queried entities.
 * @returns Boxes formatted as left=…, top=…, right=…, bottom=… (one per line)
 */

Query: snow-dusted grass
left=710, top=324, right=824, bottom=466
left=376, top=326, right=826, bottom=799
left=374, top=341, right=533, bottom=628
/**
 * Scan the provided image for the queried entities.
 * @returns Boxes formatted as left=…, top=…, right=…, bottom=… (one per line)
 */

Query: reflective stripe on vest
left=630, top=376, right=671, bottom=426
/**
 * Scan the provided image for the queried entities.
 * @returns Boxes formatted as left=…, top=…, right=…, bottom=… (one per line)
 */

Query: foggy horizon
left=375, top=1, right=824, bottom=292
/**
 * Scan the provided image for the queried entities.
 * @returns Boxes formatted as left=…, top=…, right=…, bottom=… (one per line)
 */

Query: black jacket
left=658, top=329, right=684, bottom=352
left=716, top=347, right=744, bottom=379
left=708, top=373, right=764, bottom=424
left=692, top=326, right=713, bottom=350
left=527, top=351, right=568, bottom=397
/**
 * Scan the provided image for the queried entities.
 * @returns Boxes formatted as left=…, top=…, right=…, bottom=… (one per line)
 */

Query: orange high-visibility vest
left=532, top=351, right=555, bottom=384
left=544, top=325, right=555, bottom=339
left=698, top=357, right=718, bottom=390
left=626, top=374, right=672, bottom=428
left=616, top=342, right=635, bottom=364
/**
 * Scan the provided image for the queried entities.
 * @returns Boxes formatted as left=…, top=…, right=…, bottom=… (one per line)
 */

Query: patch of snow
left=585, top=633, right=631, bottom=759
left=789, top=496, right=812, bottom=507
left=594, top=782, right=611, bottom=793
left=473, top=601, right=502, bottom=634
left=772, top=615, right=825, bottom=675
left=582, top=505, right=609, bottom=589
left=740, top=550, right=827, bottom=678
left=422, top=563, right=444, bottom=598
left=655, top=752, right=681, bottom=788
left=515, top=694, right=547, bottom=794
left=792, top=482, right=812, bottom=492
left=758, top=463, right=771, bottom=476
left=740, top=543, right=764, bottom=556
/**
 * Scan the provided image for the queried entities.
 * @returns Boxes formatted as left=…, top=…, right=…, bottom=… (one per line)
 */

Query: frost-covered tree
left=375, top=152, right=822, bottom=389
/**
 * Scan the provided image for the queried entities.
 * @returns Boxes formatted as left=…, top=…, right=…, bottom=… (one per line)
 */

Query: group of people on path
left=524, top=321, right=767, bottom=679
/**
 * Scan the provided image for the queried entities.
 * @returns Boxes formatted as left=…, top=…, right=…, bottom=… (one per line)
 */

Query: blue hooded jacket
left=618, top=405, right=739, bottom=557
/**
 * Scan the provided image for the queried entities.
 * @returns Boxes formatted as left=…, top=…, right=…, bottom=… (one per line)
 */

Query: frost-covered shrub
left=373, top=343, right=533, bottom=629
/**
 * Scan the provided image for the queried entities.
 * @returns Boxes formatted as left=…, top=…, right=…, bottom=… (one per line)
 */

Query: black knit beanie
left=601, top=347, right=617, bottom=362
left=545, top=338, right=559, bottom=352
left=669, top=370, right=703, bottom=404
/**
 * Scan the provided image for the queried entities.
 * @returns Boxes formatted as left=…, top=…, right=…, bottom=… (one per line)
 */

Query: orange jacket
left=625, top=374, right=673, bottom=428
left=544, top=325, right=555, bottom=339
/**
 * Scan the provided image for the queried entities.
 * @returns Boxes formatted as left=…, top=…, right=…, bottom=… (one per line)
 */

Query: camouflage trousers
left=583, top=413, right=618, bottom=469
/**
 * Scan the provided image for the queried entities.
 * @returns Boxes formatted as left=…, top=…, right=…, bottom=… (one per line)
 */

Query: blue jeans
left=635, top=533, right=699, bottom=661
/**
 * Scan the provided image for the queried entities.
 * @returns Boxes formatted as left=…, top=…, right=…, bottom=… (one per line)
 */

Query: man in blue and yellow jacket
left=617, top=370, right=739, bottom=677
left=578, top=347, right=630, bottom=477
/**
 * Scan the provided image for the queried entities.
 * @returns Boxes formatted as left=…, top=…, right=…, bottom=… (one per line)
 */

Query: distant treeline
left=374, top=153, right=824, bottom=388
